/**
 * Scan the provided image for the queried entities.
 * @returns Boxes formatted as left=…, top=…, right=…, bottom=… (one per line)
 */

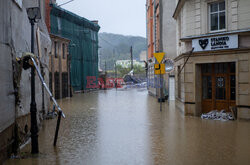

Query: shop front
left=175, top=32, right=250, bottom=119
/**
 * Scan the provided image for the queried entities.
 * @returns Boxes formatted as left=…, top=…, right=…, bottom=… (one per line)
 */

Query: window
left=209, top=1, right=226, bottom=31
left=229, top=62, right=236, bottom=100
left=202, top=64, right=212, bottom=73
left=54, top=42, right=57, bottom=58
left=178, top=66, right=181, bottom=99
left=57, top=18, right=61, bottom=31
left=202, top=64, right=212, bottom=100
left=62, top=43, right=65, bottom=59
left=215, top=63, right=228, bottom=73
left=216, top=77, right=226, bottom=100
left=202, top=76, right=212, bottom=99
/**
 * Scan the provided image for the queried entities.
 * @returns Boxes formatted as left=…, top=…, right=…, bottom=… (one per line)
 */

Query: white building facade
left=173, top=0, right=250, bottom=119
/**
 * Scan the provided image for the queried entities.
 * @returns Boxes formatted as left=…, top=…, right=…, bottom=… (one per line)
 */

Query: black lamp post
left=26, top=7, right=41, bottom=154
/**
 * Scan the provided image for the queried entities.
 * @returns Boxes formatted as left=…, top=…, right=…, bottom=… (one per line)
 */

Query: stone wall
left=0, top=0, right=51, bottom=163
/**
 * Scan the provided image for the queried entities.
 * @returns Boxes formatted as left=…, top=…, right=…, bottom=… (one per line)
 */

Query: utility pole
left=105, top=60, right=107, bottom=73
left=115, top=62, right=117, bottom=89
left=104, top=60, right=107, bottom=90
left=160, top=68, right=162, bottom=111
left=130, top=46, right=133, bottom=71
left=115, top=62, right=117, bottom=79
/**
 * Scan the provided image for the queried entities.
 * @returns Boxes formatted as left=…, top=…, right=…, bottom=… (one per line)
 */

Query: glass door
left=215, top=75, right=228, bottom=111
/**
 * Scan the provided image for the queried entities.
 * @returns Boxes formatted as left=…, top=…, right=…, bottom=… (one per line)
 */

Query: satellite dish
left=163, top=58, right=174, bottom=72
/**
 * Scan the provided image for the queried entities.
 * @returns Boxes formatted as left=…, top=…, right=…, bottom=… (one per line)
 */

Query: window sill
left=209, top=29, right=227, bottom=34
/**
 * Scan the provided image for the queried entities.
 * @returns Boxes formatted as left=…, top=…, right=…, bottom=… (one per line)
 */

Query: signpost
left=153, top=52, right=175, bottom=112
left=154, top=52, right=165, bottom=111
left=154, top=52, right=165, bottom=64
left=154, top=64, right=166, bottom=75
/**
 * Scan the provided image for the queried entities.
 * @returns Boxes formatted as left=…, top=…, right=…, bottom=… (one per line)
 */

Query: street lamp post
left=27, top=7, right=41, bottom=154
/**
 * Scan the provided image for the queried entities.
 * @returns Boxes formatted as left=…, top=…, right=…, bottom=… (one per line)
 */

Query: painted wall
left=161, top=0, right=177, bottom=59
left=0, top=0, right=51, bottom=161
left=174, top=0, right=250, bottom=118
left=176, top=0, right=250, bottom=55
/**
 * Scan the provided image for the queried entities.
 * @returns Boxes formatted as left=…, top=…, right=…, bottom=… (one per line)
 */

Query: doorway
left=201, top=62, right=236, bottom=113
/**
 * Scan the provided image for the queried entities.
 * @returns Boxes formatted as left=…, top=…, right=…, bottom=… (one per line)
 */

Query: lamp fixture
left=27, top=7, right=41, bottom=21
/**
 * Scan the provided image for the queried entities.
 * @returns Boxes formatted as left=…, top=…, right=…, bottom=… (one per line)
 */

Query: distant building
left=146, top=0, right=177, bottom=98
left=139, top=51, right=147, bottom=62
left=173, top=0, right=250, bottom=119
left=116, top=60, right=144, bottom=68
left=49, top=34, right=70, bottom=99
left=146, top=0, right=159, bottom=96
left=45, top=1, right=100, bottom=92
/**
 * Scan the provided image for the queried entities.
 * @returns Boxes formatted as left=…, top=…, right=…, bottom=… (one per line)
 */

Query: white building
left=173, top=0, right=250, bottom=119
left=116, top=60, right=144, bottom=68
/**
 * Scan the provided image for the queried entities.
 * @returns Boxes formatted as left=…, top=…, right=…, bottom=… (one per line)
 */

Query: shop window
left=209, top=1, right=226, bottom=31
left=215, top=63, right=227, bottom=73
left=202, top=64, right=212, bottom=73
left=229, top=62, right=235, bottom=73
left=202, top=76, right=212, bottom=99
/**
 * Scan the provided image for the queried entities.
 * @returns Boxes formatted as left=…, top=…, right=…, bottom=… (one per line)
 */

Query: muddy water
left=4, top=88, right=250, bottom=165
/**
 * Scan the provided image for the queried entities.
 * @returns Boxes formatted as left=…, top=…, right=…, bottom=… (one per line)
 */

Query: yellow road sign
left=154, top=64, right=166, bottom=75
left=154, top=52, right=165, bottom=63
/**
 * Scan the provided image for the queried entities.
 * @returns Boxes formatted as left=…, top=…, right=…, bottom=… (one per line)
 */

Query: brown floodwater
left=4, top=88, right=250, bottom=165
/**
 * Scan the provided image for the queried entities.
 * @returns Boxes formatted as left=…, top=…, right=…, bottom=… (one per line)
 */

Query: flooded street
left=4, top=88, right=250, bottom=165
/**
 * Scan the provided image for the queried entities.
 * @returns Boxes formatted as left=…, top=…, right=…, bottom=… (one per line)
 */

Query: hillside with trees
left=99, top=33, right=147, bottom=71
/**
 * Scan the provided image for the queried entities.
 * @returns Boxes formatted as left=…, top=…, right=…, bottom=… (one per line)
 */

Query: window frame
left=62, top=43, right=65, bottom=59
left=208, top=1, right=227, bottom=33
left=54, top=41, right=58, bottom=58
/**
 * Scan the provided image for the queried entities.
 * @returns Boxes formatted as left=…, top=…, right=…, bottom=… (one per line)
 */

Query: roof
left=50, top=4, right=100, bottom=32
left=50, top=34, right=70, bottom=42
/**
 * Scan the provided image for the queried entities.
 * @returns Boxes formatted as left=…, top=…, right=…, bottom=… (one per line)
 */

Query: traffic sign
left=154, top=52, right=165, bottom=63
left=154, top=64, right=166, bottom=75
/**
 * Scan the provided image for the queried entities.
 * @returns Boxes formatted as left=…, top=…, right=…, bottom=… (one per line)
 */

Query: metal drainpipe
left=159, top=0, right=163, bottom=52
left=154, top=0, right=160, bottom=97
left=159, top=0, right=164, bottom=102
left=153, top=0, right=156, bottom=52
left=145, top=3, right=148, bottom=58
left=145, top=3, right=149, bottom=89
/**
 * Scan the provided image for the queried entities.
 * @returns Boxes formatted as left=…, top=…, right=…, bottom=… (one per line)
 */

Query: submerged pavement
left=4, top=88, right=250, bottom=165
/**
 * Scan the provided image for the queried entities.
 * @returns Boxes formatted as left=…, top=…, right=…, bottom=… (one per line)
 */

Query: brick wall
left=45, top=0, right=52, bottom=33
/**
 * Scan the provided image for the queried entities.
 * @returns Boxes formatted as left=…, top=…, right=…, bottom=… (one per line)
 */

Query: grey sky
left=56, top=0, right=146, bottom=37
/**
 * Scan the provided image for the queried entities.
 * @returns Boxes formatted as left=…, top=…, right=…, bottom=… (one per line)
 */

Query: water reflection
left=4, top=89, right=250, bottom=165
